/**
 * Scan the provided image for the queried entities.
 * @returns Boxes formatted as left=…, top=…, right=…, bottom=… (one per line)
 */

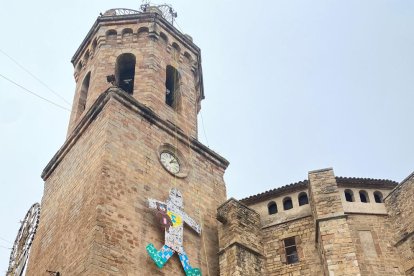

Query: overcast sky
left=1, top=0, right=413, bottom=272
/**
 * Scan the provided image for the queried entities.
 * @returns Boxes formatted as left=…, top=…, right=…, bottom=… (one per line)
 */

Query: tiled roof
left=240, top=176, right=398, bottom=205
left=335, top=176, right=398, bottom=188
left=240, top=180, right=308, bottom=205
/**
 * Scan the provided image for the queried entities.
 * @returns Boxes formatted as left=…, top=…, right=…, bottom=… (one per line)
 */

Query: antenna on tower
left=140, top=1, right=178, bottom=26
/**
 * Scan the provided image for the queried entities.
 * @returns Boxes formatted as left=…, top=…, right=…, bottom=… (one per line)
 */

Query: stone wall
left=27, top=90, right=228, bottom=275
left=26, top=92, right=110, bottom=275
left=261, top=216, right=323, bottom=275
left=346, top=214, right=405, bottom=275
left=308, top=168, right=361, bottom=276
left=248, top=189, right=312, bottom=227
left=217, top=199, right=265, bottom=276
left=385, top=172, right=414, bottom=275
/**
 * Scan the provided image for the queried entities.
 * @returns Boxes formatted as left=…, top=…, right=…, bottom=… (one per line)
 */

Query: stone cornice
left=71, top=11, right=204, bottom=101
left=240, top=180, right=308, bottom=205
left=241, top=176, right=398, bottom=205
left=336, top=176, right=398, bottom=189
left=41, top=88, right=229, bottom=180
left=71, top=12, right=200, bottom=65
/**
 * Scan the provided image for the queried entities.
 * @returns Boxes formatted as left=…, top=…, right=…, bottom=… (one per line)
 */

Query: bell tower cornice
left=71, top=10, right=202, bottom=69
left=67, top=7, right=205, bottom=139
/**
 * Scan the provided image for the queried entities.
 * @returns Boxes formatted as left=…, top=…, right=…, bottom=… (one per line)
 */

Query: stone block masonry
left=217, top=198, right=265, bottom=276
left=385, top=172, right=414, bottom=275
left=308, top=168, right=361, bottom=276
left=26, top=89, right=228, bottom=275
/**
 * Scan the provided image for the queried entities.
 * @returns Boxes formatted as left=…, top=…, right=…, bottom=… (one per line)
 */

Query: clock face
left=160, top=151, right=180, bottom=174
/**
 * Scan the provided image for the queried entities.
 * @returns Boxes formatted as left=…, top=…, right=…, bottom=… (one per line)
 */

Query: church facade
left=24, top=7, right=413, bottom=276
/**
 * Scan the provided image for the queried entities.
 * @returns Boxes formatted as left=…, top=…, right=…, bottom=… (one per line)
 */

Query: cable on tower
left=0, top=73, right=70, bottom=112
left=0, top=48, right=71, bottom=106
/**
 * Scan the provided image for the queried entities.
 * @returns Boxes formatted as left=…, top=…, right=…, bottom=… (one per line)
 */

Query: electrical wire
left=0, top=73, right=70, bottom=112
left=200, top=111, right=209, bottom=147
left=0, top=244, right=11, bottom=250
left=174, top=20, right=184, bottom=33
left=0, top=48, right=71, bottom=106
left=174, top=18, right=211, bottom=148
left=0, top=237, right=12, bottom=245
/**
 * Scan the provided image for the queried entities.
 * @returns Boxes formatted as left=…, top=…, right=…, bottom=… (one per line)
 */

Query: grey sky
left=1, top=0, right=413, bottom=272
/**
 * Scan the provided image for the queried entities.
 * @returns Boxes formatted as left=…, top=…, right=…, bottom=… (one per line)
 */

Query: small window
left=75, top=61, right=83, bottom=74
left=106, top=29, right=117, bottom=42
left=344, top=189, right=354, bottom=202
left=165, top=65, right=180, bottom=109
left=115, top=53, right=136, bottom=94
left=374, top=191, right=383, bottom=203
left=92, top=38, right=98, bottom=52
left=359, top=190, right=369, bottom=203
left=283, top=197, right=293, bottom=210
left=284, top=237, right=299, bottom=264
left=268, top=201, right=277, bottom=215
left=77, top=72, right=91, bottom=117
left=298, top=192, right=309, bottom=206
left=160, top=32, right=168, bottom=44
left=122, top=28, right=133, bottom=41
left=84, top=50, right=90, bottom=63
left=172, top=42, right=181, bottom=60
left=184, top=51, right=192, bottom=63
left=137, top=27, right=149, bottom=38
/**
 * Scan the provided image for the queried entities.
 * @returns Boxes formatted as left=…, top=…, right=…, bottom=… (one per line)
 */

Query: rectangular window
left=284, top=237, right=299, bottom=264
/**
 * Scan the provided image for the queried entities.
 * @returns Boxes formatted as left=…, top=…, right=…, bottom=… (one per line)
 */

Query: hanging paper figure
left=146, top=188, right=202, bottom=276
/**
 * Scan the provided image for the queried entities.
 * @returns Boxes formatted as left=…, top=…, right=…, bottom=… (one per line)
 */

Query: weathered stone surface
left=26, top=89, right=228, bottom=275
left=385, top=172, right=414, bottom=275
left=217, top=199, right=265, bottom=276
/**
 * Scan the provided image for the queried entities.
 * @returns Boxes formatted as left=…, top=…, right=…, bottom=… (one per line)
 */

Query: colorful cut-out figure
left=146, top=188, right=202, bottom=276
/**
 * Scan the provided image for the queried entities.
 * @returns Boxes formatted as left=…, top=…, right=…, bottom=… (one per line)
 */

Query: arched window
left=115, top=53, right=136, bottom=94
left=359, top=190, right=369, bottom=203
left=122, top=28, right=133, bottom=41
left=78, top=72, right=91, bottom=116
left=137, top=27, right=149, bottom=38
left=165, top=65, right=180, bottom=110
left=84, top=50, right=90, bottom=63
left=374, top=191, right=383, bottom=203
left=160, top=32, right=168, bottom=44
left=268, top=201, right=277, bottom=215
left=283, top=197, right=293, bottom=210
left=75, top=61, right=83, bottom=74
left=92, top=38, right=98, bottom=52
left=106, top=29, right=117, bottom=42
left=298, top=192, right=309, bottom=206
left=172, top=42, right=181, bottom=60
left=344, top=189, right=354, bottom=202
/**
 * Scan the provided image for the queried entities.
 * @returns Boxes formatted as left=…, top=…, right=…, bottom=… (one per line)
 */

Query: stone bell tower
left=26, top=7, right=228, bottom=276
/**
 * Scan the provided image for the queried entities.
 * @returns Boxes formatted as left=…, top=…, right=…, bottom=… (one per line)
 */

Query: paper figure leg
left=146, top=243, right=174, bottom=268
left=179, top=251, right=202, bottom=276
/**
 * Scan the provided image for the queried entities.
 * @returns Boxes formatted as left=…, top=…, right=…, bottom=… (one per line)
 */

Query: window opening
left=374, top=191, right=383, bottom=203
left=122, top=28, right=133, bottom=41
left=92, top=38, right=97, bottom=52
left=283, top=197, right=293, bottom=210
left=284, top=237, right=299, bottom=264
left=165, top=65, right=180, bottom=109
left=268, top=202, right=277, bottom=215
left=359, top=191, right=369, bottom=203
left=298, top=193, right=309, bottom=206
left=115, top=53, right=136, bottom=94
left=106, top=30, right=117, bottom=42
left=78, top=72, right=91, bottom=116
left=345, top=190, right=354, bottom=202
